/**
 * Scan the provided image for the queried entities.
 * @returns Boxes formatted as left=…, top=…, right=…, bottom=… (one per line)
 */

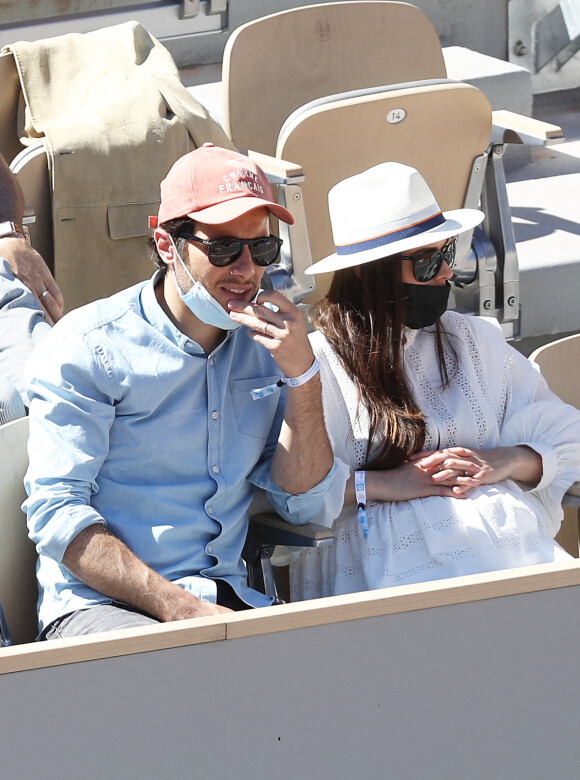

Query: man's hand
left=155, top=589, right=233, bottom=621
left=63, top=524, right=233, bottom=623
left=227, top=290, right=314, bottom=378
left=228, top=290, right=333, bottom=496
left=1, top=236, right=64, bottom=323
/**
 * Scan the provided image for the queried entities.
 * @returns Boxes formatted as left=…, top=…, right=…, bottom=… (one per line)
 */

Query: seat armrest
left=244, top=512, right=334, bottom=601
left=246, top=150, right=304, bottom=184
left=491, top=110, right=563, bottom=146
left=249, top=512, right=334, bottom=548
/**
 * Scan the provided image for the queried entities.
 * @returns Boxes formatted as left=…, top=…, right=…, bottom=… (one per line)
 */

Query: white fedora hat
left=306, top=162, right=485, bottom=275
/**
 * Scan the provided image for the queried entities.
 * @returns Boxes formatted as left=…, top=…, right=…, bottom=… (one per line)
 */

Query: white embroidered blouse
left=290, top=312, right=580, bottom=601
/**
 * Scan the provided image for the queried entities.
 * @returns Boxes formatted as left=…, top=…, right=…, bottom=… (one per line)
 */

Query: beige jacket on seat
left=3, top=21, right=234, bottom=310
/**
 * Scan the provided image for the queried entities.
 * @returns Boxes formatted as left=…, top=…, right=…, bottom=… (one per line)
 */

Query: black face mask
left=402, top=282, right=451, bottom=329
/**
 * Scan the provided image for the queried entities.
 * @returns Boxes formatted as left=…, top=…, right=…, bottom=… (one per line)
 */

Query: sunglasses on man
left=399, top=237, right=457, bottom=283
left=178, top=231, right=283, bottom=267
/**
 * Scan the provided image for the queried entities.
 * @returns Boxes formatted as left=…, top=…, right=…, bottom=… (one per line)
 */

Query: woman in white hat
left=289, top=162, right=580, bottom=600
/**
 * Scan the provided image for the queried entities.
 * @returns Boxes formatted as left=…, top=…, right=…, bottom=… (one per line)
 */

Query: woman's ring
left=463, top=470, right=469, bottom=477
left=261, top=321, right=269, bottom=336
left=40, top=289, right=50, bottom=299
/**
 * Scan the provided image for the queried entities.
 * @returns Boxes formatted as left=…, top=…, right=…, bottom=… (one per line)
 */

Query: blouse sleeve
left=499, top=342, right=580, bottom=536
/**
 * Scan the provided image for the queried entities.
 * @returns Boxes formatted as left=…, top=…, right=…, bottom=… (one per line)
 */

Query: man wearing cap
left=24, top=144, right=334, bottom=638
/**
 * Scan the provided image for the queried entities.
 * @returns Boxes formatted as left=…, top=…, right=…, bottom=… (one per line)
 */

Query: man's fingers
left=44, top=276, right=64, bottom=312
left=37, top=290, right=63, bottom=325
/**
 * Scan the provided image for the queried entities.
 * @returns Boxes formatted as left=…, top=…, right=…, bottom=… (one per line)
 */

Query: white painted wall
left=0, top=568, right=579, bottom=779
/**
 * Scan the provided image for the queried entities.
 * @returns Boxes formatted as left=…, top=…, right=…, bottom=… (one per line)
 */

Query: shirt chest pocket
left=231, top=376, right=281, bottom=440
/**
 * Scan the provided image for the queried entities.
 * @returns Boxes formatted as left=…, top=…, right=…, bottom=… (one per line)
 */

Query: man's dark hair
left=149, top=217, right=195, bottom=275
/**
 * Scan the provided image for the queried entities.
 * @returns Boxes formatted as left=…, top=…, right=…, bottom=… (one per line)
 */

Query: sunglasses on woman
left=178, top=231, right=283, bottom=267
left=400, top=237, right=457, bottom=283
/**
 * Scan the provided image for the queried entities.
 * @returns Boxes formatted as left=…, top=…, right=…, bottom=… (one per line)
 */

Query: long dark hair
left=310, top=256, right=455, bottom=470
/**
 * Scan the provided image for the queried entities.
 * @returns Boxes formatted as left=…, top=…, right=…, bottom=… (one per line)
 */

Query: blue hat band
left=335, top=212, right=445, bottom=256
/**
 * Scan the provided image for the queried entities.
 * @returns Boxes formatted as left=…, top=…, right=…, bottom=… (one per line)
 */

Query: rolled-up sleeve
left=249, top=458, right=340, bottom=525
left=23, top=325, right=117, bottom=562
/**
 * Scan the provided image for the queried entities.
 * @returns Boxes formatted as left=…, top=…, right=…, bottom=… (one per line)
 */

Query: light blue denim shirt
left=24, top=272, right=334, bottom=632
left=0, top=257, right=50, bottom=408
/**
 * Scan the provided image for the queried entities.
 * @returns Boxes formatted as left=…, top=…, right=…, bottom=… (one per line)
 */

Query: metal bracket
left=264, top=182, right=316, bottom=305
left=180, top=0, right=227, bottom=19
left=450, top=228, right=497, bottom=322
left=532, top=0, right=580, bottom=72
left=472, top=229, right=497, bottom=316
left=481, top=143, right=520, bottom=330
left=453, top=152, right=488, bottom=282
left=208, top=0, right=227, bottom=12
left=180, top=0, right=200, bottom=19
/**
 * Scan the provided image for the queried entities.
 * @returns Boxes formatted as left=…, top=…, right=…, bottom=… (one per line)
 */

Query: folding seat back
left=529, top=334, right=580, bottom=409
left=0, top=417, right=38, bottom=645
left=220, top=1, right=560, bottom=331
left=529, top=334, right=580, bottom=555
left=0, top=51, right=23, bottom=166
left=223, top=1, right=447, bottom=157
left=220, top=2, right=499, bottom=310
left=0, top=52, right=55, bottom=269
left=276, top=79, right=492, bottom=300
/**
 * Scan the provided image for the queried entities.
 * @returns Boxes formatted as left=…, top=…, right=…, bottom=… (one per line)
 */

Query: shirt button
left=212, top=465, right=219, bottom=474
left=209, top=358, right=214, bottom=367
left=211, top=411, right=218, bottom=420
left=207, top=544, right=213, bottom=553
left=207, top=506, right=214, bottom=515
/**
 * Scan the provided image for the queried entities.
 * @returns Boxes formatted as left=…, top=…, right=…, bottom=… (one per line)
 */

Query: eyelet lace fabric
left=290, top=312, right=580, bottom=601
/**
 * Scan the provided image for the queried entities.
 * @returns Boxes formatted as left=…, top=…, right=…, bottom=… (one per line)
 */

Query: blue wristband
left=354, top=470, right=368, bottom=540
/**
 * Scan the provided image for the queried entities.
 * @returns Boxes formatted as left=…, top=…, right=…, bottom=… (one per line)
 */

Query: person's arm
left=63, top=525, right=231, bottom=619
left=270, top=370, right=331, bottom=494
left=25, top=326, right=228, bottom=626
left=339, top=443, right=543, bottom=507
left=342, top=456, right=477, bottom=505
left=229, top=291, right=333, bottom=494
left=0, top=152, right=64, bottom=322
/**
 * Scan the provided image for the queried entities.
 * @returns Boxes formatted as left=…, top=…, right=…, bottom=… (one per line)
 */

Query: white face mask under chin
left=170, top=236, right=242, bottom=331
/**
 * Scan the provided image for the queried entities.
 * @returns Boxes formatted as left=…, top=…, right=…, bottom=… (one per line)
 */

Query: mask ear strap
left=168, top=234, right=196, bottom=287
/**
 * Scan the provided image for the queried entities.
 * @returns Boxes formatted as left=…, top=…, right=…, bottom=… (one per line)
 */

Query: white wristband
left=280, top=357, right=321, bottom=387
left=354, top=470, right=369, bottom=540
left=251, top=358, right=320, bottom=400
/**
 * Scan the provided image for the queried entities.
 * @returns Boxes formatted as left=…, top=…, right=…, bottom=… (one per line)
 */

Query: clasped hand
left=366, top=445, right=538, bottom=502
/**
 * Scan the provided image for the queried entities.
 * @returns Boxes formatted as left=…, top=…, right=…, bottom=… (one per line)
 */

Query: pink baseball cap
left=149, top=143, right=294, bottom=228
